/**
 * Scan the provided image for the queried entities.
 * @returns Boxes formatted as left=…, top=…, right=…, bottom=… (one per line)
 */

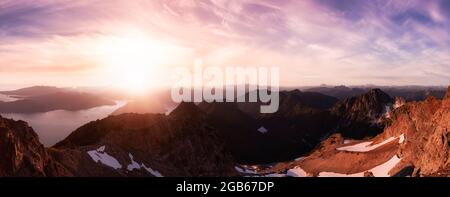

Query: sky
left=0, top=0, right=449, bottom=90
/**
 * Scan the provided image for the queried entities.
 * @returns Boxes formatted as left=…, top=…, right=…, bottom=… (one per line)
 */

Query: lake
left=1, top=101, right=127, bottom=147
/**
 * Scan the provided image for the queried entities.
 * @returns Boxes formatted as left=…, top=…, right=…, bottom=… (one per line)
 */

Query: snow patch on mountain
left=257, top=126, right=268, bottom=134
left=318, top=171, right=364, bottom=177
left=235, top=166, right=258, bottom=174
left=142, top=164, right=163, bottom=177
left=239, top=155, right=401, bottom=177
left=127, top=153, right=163, bottom=177
left=370, top=155, right=401, bottom=177
left=318, top=155, right=401, bottom=177
left=87, top=146, right=122, bottom=169
left=337, top=134, right=404, bottom=152
left=319, top=155, right=401, bottom=177
left=294, top=157, right=305, bottom=161
left=287, top=167, right=308, bottom=177
left=263, top=173, right=286, bottom=177
left=126, top=153, right=141, bottom=171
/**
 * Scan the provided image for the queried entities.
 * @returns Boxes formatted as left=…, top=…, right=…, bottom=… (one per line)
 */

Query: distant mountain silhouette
left=0, top=86, right=64, bottom=97
left=306, top=85, right=446, bottom=101
left=0, top=91, right=115, bottom=113
left=383, top=88, right=446, bottom=101
left=305, top=86, right=366, bottom=100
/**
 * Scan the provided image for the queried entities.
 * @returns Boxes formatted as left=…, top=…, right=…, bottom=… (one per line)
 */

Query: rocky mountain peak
left=365, top=88, right=392, bottom=102
left=0, top=116, right=51, bottom=176
left=331, top=89, right=394, bottom=139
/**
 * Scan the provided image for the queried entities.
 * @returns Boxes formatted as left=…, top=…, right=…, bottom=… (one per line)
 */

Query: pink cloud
left=0, top=0, right=448, bottom=87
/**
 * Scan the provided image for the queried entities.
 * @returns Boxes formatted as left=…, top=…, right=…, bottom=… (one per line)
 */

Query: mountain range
left=0, top=86, right=115, bottom=113
left=0, top=86, right=448, bottom=177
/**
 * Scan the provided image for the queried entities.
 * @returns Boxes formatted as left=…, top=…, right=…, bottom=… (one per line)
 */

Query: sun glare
left=97, top=30, right=169, bottom=93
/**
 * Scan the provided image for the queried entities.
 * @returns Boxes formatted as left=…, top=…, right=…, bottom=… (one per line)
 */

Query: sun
left=96, top=30, right=169, bottom=93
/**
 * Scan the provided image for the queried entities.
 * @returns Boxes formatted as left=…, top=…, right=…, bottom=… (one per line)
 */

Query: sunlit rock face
left=382, top=86, right=450, bottom=176
left=0, top=116, right=68, bottom=176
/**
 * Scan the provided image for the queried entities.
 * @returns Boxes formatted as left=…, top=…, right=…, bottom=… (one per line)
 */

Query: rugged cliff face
left=0, top=116, right=68, bottom=176
left=0, top=116, right=48, bottom=176
left=381, top=87, right=450, bottom=175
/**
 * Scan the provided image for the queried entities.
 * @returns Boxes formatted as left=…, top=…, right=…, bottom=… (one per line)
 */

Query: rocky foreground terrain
left=0, top=87, right=448, bottom=177
left=238, top=87, right=450, bottom=177
left=0, top=102, right=236, bottom=177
